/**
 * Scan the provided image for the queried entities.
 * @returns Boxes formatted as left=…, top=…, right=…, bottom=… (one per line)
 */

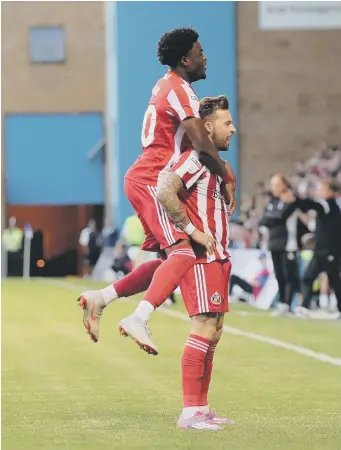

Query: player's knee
left=201, top=324, right=216, bottom=341
left=190, top=314, right=217, bottom=340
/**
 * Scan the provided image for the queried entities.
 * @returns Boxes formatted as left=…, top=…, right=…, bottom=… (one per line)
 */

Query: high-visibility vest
left=2, top=228, right=23, bottom=252
left=301, top=250, right=320, bottom=292
left=123, top=216, right=145, bottom=247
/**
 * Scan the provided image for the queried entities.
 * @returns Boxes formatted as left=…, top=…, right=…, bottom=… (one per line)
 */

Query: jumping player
left=78, top=28, right=236, bottom=353
left=156, top=95, right=235, bottom=430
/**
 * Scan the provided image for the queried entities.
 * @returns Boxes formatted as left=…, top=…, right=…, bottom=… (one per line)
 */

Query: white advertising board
left=259, top=1, right=341, bottom=30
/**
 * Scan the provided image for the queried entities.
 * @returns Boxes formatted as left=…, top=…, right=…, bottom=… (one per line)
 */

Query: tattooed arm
left=156, top=172, right=216, bottom=254
left=156, top=173, right=191, bottom=231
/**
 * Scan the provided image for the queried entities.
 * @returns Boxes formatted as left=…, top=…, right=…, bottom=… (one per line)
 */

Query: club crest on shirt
left=210, top=291, right=222, bottom=305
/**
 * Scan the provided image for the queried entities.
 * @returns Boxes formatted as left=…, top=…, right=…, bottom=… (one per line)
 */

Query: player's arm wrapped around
left=222, top=160, right=236, bottom=215
left=182, top=118, right=228, bottom=179
left=156, top=172, right=216, bottom=254
left=156, top=173, right=192, bottom=232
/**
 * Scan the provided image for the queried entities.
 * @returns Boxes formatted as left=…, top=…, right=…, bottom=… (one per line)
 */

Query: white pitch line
left=156, top=308, right=341, bottom=367
left=39, top=279, right=341, bottom=367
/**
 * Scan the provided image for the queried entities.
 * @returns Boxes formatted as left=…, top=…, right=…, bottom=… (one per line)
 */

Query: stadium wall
left=1, top=1, right=105, bottom=114
left=237, top=2, right=341, bottom=193
left=5, top=113, right=104, bottom=205
left=107, top=1, right=238, bottom=225
left=2, top=1, right=105, bottom=258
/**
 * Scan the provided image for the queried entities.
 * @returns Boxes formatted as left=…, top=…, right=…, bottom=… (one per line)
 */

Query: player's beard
left=217, top=137, right=229, bottom=152
left=188, top=71, right=201, bottom=82
left=188, top=67, right=206, bottom=82
left=219, top=137, right=230, bottom=152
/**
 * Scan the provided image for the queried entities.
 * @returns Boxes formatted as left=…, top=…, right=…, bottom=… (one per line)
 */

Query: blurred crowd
left=231, top=144, right=341, bottom=249
left=79, top=214, right=144, bottom=280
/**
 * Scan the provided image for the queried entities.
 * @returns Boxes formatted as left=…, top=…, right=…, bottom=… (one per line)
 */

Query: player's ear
left=204, top=121, right=212, bottom=134
left=180, top=55, right=188, bottom=68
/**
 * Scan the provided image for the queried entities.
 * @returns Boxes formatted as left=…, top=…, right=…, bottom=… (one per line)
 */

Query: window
left=29, top=27, right=66, bottom=63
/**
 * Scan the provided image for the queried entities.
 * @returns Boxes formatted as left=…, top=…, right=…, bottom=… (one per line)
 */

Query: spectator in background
left=239, top=193, right=253, bottom=223
left=79, top=219, right=101, bottom=277
left=259, top=174, right=301, bottom=316
left=300, top=233, right=323, bottom=309
left=111, top=242, right=132, bottom=277
left=229, top=252, right=270, bottom=303
left=120, top=212, right=146, bottom=264
left=100, top=218, right=119, bottom=251
left=296, top=180, right=341, bottom=318
left=229, top=222, right=254, bottom=249
left=2, top=217, right=23, bottom=276
left=233, top=144, right=340, bottom=248
left=120, top=212, right=145, bottom=248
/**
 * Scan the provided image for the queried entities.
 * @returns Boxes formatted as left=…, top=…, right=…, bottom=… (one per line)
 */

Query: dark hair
left=157, top=27, right=199, bottom=67
left=199, top=95, right=229, bottom=119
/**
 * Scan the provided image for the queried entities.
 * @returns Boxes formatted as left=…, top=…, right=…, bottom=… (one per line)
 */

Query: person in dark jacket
left=259, top=174, right=301, bottom=316
left=295, top=180, right=341, bottom=318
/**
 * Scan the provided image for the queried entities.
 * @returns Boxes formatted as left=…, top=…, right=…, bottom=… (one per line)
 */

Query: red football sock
left=143, top=245, right=195, bottom=308
left=182, top=334, right=212, bottom=407
left=113, top=259, right=162, bottom=298
left=200, top=342, right=217, bottom=406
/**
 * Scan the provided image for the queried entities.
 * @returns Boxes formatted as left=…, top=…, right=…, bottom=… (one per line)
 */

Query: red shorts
left=124, top=177, right=188, bottom=252
left=179, top=260, right=231, bottom=317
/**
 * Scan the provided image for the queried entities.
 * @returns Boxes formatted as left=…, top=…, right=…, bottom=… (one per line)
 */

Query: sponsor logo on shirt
left=187, top=157, right=202, bottom=174
left=213, top=189, right=222, bottom=200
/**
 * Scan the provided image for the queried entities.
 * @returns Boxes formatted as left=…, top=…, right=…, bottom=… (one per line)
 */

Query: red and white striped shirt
left=125, top=71, right=200, bottom=186
left=169, top=149, right=230, bottom=264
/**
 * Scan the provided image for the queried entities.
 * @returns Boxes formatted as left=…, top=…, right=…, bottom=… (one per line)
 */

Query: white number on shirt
left=141, top=105, right=157, bottom=147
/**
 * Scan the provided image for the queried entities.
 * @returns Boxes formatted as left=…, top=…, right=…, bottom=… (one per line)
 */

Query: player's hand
left=191, top=230, right=216, bottom=255
left=223, top=184, right=237, bottom=216
left=228, top=194, right=237, bottom=216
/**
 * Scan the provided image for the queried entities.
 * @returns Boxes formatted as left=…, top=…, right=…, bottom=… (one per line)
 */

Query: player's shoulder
left=149, top=73, right=173, bottom=102
left=158, top=71, right=190, bottom=92
left=180, top=148, right=203, bottom=170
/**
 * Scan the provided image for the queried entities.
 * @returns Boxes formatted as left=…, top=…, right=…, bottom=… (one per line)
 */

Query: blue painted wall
left=112, top=1, right=237, bottom=224
left=6, top=113, right=104, bottom=205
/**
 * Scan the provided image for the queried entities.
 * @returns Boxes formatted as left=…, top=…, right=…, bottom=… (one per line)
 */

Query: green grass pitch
left=2, top=278, right=341, bottom=449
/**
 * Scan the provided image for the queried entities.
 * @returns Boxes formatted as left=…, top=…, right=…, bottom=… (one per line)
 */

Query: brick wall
left=237, top=2, right=341, bottom=194
left=1, top=1, right=105, bottom=114
left=1, top=1, right=105, bottom=255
